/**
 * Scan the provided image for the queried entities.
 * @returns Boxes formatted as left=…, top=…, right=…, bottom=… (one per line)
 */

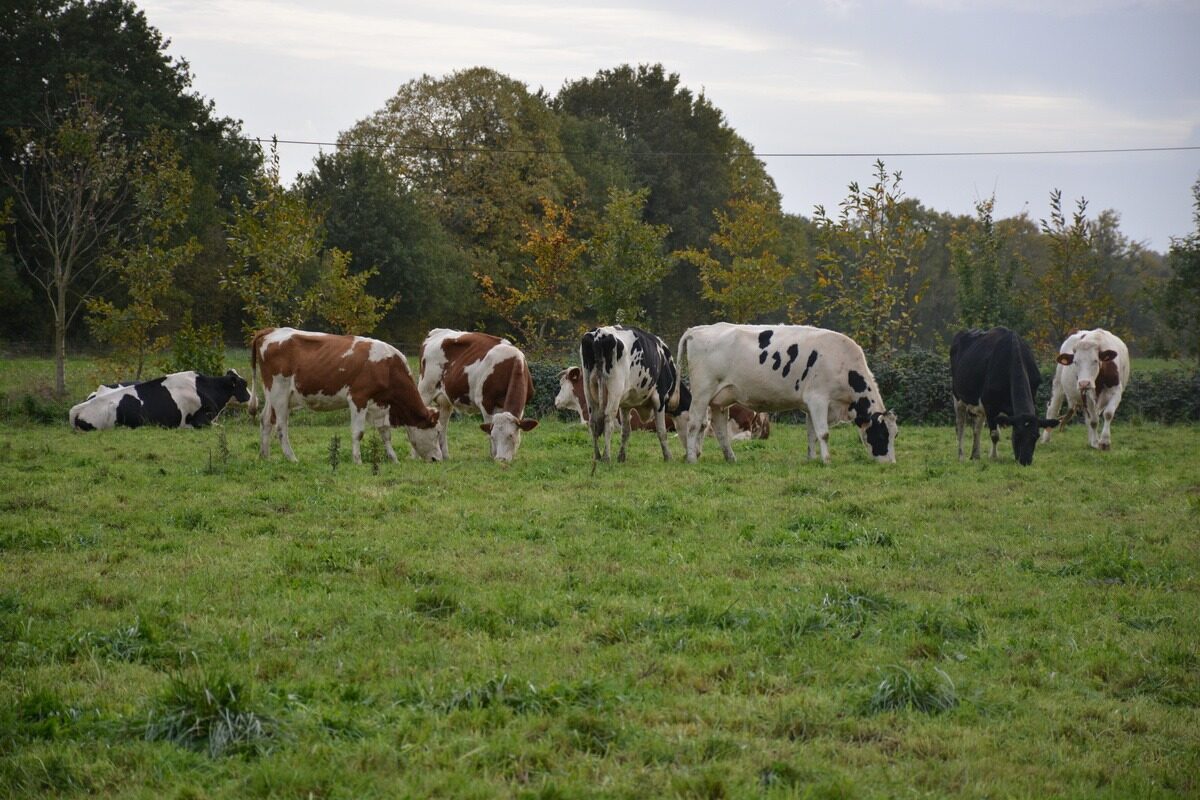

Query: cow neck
left=386, top=357, right=433, bottom=425
left=485, top=355, right=531, bottom=418
left=1006, top=335, right=1037, bottom=415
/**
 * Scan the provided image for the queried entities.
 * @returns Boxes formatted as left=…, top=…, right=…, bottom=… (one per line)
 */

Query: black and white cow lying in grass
left=70, top=370, right=251, bottom=431
left=677, top=323, right=897, bottom=464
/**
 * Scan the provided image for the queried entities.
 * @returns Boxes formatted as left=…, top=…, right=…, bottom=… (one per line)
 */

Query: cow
left=556, top=365, right=769, bottom=440
left=249, top=327, right=441, bottom=464
left=1041, top=328, right=1130, bottom=450
left=950, top=327, right=1059, bottom=466
left=678, top=323, right=897, bottom=464
left=580, top=326, right=691, bottom=462
left=70, top=370, right=250, bottom=431
left=418, top=329, right=538, bottom=463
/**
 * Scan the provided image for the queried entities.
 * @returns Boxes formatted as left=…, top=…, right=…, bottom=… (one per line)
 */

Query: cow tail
left=676, top=330, right=691, bottom=381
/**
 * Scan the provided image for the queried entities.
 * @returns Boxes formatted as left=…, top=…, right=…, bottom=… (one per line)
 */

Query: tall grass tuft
left=142, top=671, right=275, bottom=757
left=866, top=665, right=958, bottom=714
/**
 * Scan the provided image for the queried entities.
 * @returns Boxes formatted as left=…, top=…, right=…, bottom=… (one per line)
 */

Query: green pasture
left=1, top=371, right=1198, bottom=798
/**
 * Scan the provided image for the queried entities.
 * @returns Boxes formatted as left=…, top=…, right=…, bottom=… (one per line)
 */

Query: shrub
left=142, top=671, right=275, bottom=758
left=866, top=665, right=958, bottom=714
left=160, top=313, right=225, bottom=376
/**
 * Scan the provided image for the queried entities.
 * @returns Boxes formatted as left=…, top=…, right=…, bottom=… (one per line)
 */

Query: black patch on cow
left=771, top=351, right=782, bottom=370
left=759, top=350, right=768, bottom=365
left=865, top=414, right=891, bottom=457
left=794, top=379, right=801, bottom=392
left=580, top=332, right=596, bottom=371
left=848, top=370, right=868, bottom=393
left=189, top=371, right=250, bottom=426
left=780, top=344, right=800, bottom=377
left=131, top=379, right=183, bottom=428
left=758, top=330, right=773, bottom=349
left=114, top=394, right=147, bottom=428
left=850, top=396, right=871, bottom=426
left=74, top=417, right=95, bottom=431
left=800, top=350, right=818, bottom=381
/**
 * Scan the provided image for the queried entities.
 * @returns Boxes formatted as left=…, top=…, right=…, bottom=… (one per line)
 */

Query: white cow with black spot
left=677, top=323, right=897, bottom=464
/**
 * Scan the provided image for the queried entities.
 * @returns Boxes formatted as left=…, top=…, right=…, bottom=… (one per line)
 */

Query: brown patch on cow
left=1096, top=359, right=1120, bottom=391
left=569, top=367, right=589, bottom=422
left=252, top=328, right=436, bottom=428
left=433, top=332, right=534, bottom=419
left=628, top=408, right=675, bottom=431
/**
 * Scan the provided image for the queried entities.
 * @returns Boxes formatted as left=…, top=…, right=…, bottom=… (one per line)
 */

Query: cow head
left=555, top=367, right=587, bottom=422
left=225, top=369, right=252, bottom=403
left=995, top=412, right=1059, bottom=465
left=481, top=411, right=538, bottom=463
left=859, top=409, right=898, bottom=463
left=751, top=412, right=771, bottom=440
left=403, top=407, right=443, bottom=462
left=1056, top=344, right=1119, bottom=395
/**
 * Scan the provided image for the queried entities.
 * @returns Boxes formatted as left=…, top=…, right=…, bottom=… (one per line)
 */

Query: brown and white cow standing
left=555, top=365, right=769, bottom=440
left=1041, top=328, right=1130, bottom=450
left=249, top=327, right=441, bottom=463
left=418, top=329, right=538, bottom=463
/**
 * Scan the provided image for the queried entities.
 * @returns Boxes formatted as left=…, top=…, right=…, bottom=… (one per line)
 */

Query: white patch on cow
left=162, top=371, right=202, bottom=427
left=70, top=383, right=140, bottom=430
left=368, top=338, right=398, bottom=363
left=555, top=369, right=587, bottom=424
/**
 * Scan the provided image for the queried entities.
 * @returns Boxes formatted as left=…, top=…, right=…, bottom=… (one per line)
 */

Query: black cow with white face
left=580, top=325, right=691, bottom=462
left=950, top=328, right=1058, bottom=466
left=70, top=370, right=251, bottom=431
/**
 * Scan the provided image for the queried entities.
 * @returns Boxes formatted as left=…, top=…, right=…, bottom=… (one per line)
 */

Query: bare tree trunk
left=55, top=286, right=67, bottom=397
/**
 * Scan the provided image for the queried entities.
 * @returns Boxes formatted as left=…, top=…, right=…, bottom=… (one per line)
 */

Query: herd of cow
left=67, top=323, right=1129, bottom=468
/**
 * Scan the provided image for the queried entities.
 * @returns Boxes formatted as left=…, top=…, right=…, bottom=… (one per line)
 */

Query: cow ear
left=568, top=367, right=580, bottom=380
left=1100, top=349, right=1118, bottom=362
left=1056, top=353, right=1075, bottom=365
left=995, top=413, right=1012, bottom=427
left=480, top=423, right=493, bottom=434
left=518, top=418, right=539, bottom=432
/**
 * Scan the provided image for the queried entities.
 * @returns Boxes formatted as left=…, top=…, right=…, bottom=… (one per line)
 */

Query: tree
left=297, top=148, right=471, bottom=340
left=1, top=91, right=131, bottom=395
left=809, top=160, right=927, bottom=353
left=86, top=130, right=200, bottom=379
left=1, top=0, right=260, bottom=340
left=585, top=187, right=673, bottom=324
left=1029, top=190, right=1117, bottom=352
left=1159, top=175, right=1200, bottom=361
left=476, top=199, right=585, bottom=352
left=678, top=197, right=791, bottom=323
left=951, top=196, right=1026, bottom=333
left=222, top=142, right=392, bottom=337
left=340, top=68, right=581, bottom=284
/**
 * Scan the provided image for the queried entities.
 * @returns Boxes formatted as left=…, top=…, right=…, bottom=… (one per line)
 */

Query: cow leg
left=1041, top=381, right=1065, bottom=443
left=436, top=396, right=453, bottom=461
left=988, top=422, right=1000, bottom=460
left=349, top=406, right=368, bottom=464
left=954, top=399, right=967, bottom=461
left=276, top=405, right=298, bottom=463
left=654, top=409, right=672, bottom=461
left=617, top=409, right=631, bottom=463
left=259, top=403, right=274, bottom=459
left=806, top=413, right=818, bottom=460
left=379, top=425, right=400, bottom=463
left=711, top=406, right=735, bottom=463
left=1097, top=389, right=1120, bottom=450
left=590, top=412, right=605, bottom=462
left=809, top=401, right=832, bottom=464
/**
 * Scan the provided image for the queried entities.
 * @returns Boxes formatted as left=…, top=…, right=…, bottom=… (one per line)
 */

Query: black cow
left=70, top=370, right=251, bottom=431
left=950, top=328, right=1058, bottom=465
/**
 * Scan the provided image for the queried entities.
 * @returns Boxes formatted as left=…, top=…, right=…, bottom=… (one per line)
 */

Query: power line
left=260, top=138, right=1200, bottom=158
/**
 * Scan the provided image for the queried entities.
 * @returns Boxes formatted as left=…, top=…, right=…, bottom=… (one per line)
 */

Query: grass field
left=1, top=358, right=1199, bottom=798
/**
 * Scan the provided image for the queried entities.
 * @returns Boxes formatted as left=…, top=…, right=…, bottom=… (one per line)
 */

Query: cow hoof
left=1099, top=442, right=1111, bottom=451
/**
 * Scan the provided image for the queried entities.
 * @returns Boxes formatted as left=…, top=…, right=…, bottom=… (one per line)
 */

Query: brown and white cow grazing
left=556, top=365, right=769, bottom=440
left=418, top=329, right=538, bottom=463
left=249, top=327, right=441, bottom=463
left=1041, top=328, right=1130, bottom=450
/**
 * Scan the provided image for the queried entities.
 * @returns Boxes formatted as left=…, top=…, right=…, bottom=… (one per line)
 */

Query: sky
left=139, top=0, right=1200, bottom=252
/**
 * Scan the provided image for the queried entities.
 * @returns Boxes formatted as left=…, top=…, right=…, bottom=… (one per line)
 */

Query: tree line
left=3, top=0, right=1199, bottom=397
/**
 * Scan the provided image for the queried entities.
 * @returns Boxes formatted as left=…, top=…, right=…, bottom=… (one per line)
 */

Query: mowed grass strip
left=1, top=412, right=1198, bottom=798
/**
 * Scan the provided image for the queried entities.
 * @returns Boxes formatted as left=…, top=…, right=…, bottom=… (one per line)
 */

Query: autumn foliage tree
left=1029, top=190, right=1117, bottom=352
left=222, top=142, right=392, bottom=337
left=678, top=196, right=790, bottom=323
left=585, top=187, right=672, bottom=324
left=950, top=196, right=1026, bottom=333
left=86, top=131, right=201, bottom=379
left=809, top=160, right=927, bottom=353
left=477, top=198, right=585, bottom=352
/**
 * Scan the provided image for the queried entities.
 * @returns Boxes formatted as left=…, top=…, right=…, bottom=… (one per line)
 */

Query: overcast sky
left=140, top=0, right=1199, bottom=252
